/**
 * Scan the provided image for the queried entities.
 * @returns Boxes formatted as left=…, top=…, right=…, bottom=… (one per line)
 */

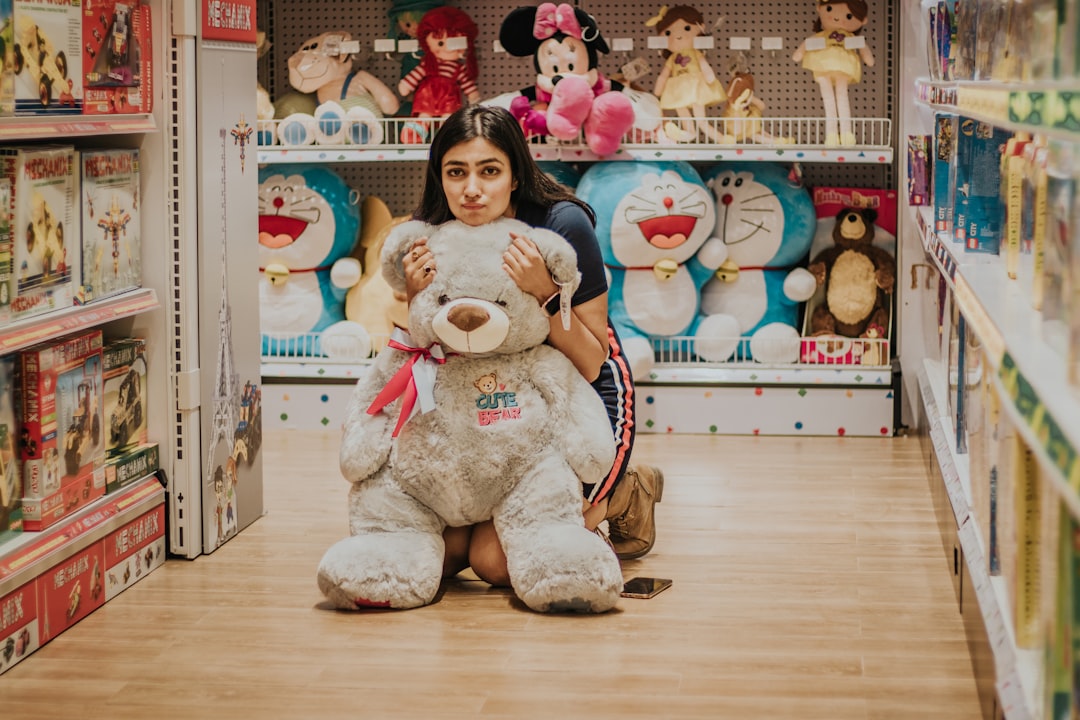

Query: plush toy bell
left=257, top=164, right=371, bottom=358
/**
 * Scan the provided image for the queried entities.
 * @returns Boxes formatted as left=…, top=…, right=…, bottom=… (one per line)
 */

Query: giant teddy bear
left=698, top=163, right=818, bottom=363
left=258, top=164, right=371, bottom=358
left=575, top=161, right=735, bottom=378
left=317, top=217, right=623, bottom=613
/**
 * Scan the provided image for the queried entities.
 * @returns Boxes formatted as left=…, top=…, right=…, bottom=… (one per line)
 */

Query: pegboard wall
left=256, top=0, right=897, bottom=216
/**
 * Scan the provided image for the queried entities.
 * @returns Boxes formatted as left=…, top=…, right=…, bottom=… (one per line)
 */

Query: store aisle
left=0, top=430, right=981, bottom=719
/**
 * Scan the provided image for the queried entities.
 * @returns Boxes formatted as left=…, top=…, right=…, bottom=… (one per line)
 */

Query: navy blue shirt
left=515, top=200, right=607, bottom=306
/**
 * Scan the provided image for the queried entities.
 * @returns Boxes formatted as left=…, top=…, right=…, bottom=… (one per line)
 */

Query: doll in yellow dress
left=792, top=0, right=874, bottom=146
left=647, top=5, right=727, bottom=143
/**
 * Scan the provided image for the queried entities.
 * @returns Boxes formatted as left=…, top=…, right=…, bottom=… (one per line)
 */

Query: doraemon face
left=709, top=170, right=785, bottom=265
left=609, top=170, right=714, bottom=266
left=258, top=172, right=338, bottom=269
left=535, top=37, right=597, bottom=94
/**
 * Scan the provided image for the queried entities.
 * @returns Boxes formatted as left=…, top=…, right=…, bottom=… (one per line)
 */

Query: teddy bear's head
left=832, top=207, right=877, bottom=250
left=381, top=218, right=580, bottom=356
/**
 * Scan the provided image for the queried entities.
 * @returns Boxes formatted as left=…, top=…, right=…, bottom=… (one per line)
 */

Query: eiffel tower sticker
left=207, top=126, right=240, bottom=547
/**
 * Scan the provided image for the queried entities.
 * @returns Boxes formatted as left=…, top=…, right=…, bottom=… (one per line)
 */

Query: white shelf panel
left=918, top=361, right=1037, bottom=720
left=0, top=288, right=159, bottom=356
left=915, top=206, right=1080, bottom=515
left=261, top=360, right=369, bottom=381
left=0, top=115, right=157, bottom=141
left=645, top=365, right=891, bottom=386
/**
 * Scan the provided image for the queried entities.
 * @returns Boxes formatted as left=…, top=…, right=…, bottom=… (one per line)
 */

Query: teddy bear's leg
left=810, top=304, right=838, bottom=335
left=493, top=456, right=623, bottom=614
left=582, top=91, right=635, bottom=156
left=544, top=76, right=595, bottom=141
left=317, top=469, right=445, bottom=610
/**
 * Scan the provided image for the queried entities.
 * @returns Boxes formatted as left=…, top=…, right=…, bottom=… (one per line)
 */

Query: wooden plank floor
left=0, top=430, right=982, bottom=719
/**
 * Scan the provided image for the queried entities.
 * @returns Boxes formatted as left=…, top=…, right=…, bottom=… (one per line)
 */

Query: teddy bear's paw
left=317, top=534, right=442, bottom=610
left=508, top=527, right=622, bottom=613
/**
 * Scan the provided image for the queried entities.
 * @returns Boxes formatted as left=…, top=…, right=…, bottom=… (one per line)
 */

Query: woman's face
left=441, top=137, right=517, bottom=227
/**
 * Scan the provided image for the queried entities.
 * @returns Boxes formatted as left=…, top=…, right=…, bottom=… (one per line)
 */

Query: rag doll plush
left=698, top=163, right=818, bottom=363
left=387, top=0, right=446, bottom=111
left=792, top=0, right=875, bottom=146
left=287, top=31, right=400, bottom=145
left=397, top=6, right=479, bottom=143
left=496, top=3, right=635, bottom=156
left=257, top=165, right=370, bottom=358
left=575, top=161, right=735, bottom=378
left=646, top=4, right=727, bottom=143
left=317, top=217, right=622, bottom=612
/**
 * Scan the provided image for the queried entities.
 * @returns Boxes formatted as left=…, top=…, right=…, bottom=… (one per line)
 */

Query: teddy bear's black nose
left=447, top=304, right=489, bottom=332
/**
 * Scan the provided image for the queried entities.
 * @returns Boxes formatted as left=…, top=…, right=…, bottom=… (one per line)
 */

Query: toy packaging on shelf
left=0, top=581, right=38, bottom=675
left=79, top=149, right=141, bottom=302
left=103, top=440, right=156, bottom=494
left=0, top=0, right=13, bottom=116
left=0, top=145, right=79, bottom=322
left=907, top=134, right=930, bottom=206
left=953, top=117, right=1011, bottom=253
left=12, top=0, right=83, bottom=114
left=0, top=356, right=20, bottom=543
left=0, top=179, right=13, bottom=326
left=81, top=0, right=153, bottom=115
left=946, top=305, right=966, bottom=453
left=800, top=187, right=897, bottom=366
left=1024, top=138, right=1049, bottom=309
left=932, top=113, right=958, bottom=237
left=1041, top=142, right=1076, bottom=359
left=16, top=329, right=105, bottom=531
left=1001, top=132, right=1033, bottom=280
left=102, top=336, right=145, bottom=457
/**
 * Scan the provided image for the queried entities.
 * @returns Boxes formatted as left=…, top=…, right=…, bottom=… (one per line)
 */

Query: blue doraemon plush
left=258, top=165, right=371, bottom=357
left=576, top=161, right=736, bottom=378
left=698, top=163, right=818, bottom=363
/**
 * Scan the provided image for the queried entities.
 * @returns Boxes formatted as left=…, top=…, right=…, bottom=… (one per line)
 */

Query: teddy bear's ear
left=381, top=219, right=435, bottom=293
left=499, top=6, right=542, bottom=57
left=862, top=207, right=878, bottom=225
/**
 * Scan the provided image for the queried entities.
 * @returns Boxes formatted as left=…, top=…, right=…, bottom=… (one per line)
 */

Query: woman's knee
left=443, top=525, right=472, bottom=578
left=468, top=522, right=511, bottom=587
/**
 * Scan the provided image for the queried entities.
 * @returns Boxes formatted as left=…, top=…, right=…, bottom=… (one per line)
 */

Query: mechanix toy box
left=12, top=0, right=83, bottom=114
left=101, top=336, right=146, bottom=458
left=82, top=0, right=152, bottom=114
left=79, top=149, right=141, bottom=302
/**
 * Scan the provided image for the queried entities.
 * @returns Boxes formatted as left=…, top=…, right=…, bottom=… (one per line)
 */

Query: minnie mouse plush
left=498, top=3, right=635, bottom=156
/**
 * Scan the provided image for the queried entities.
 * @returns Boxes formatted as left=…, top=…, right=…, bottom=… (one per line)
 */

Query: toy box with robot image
left=81, top=0, right=152, bottom=115
left=0, top=145, right=79, bottom=322
left=17, top=329, right=104, bottom=531
left=79, top=149, right=140, bottom=302
left=101, top=336, right=145, bottom=458
left=11, top=0, right=82, bottom=114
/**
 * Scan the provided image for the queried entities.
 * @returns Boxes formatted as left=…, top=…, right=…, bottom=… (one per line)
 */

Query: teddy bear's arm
left=866, top=246, right=896, bottom=292
left=338, top=354, right=401, bottom=483
left=808, top=246, right=844, bottom=285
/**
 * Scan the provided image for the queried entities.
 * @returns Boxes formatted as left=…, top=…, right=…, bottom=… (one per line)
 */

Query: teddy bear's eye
left=438, top=295, right=450, bottom=305
left=494, top=299, right=508, bottom=308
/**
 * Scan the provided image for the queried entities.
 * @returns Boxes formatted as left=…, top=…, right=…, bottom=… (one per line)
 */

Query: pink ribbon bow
left=367, top=329, right=447, bottom=438
left=533, top=3, right=582, bottom=40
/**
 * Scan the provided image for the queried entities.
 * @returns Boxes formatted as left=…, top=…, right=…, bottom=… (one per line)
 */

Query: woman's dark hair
left=414, top=104, right=595, bottom=226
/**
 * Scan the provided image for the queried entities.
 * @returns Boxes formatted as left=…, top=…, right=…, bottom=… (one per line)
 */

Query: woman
left=403, top=104, right=662, bottom=585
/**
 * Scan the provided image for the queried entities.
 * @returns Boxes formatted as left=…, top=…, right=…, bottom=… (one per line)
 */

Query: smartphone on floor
left=620, top=576, right=673, bottom=599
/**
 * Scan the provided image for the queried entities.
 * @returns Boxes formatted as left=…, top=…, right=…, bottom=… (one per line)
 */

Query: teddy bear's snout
left=447, top=304, right=489, bottom=332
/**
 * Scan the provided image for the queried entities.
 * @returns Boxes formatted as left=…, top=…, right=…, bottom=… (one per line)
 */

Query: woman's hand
left=503, top=232, right=558, bottom=303
left=404, top=237, right=436, bottom=302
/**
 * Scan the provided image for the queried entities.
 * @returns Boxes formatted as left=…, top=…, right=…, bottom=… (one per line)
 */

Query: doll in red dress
left=397, top=6, right=479, bottom=144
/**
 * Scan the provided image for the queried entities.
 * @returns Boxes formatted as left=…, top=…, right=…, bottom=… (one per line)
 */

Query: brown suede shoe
left=606, top=465, right=664, bottom=560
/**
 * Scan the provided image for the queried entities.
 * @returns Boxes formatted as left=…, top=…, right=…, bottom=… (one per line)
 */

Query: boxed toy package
left=0, top=145, right=79, bottom=321
left=17, top=329, right=105, bottom=531
left=82, top=0, right=153, bottom=115
left=0, top=179, right=13, bottom=326
left=932, top=114, right=958, bottom=237
left=953, top=117, right=1011, bottom=253
left=102, top=336, right=145, bottom=457
left=907, top=135, right=930, bottom=206
left=104, top=440, right=156, bottom=494
left=79, top=149, right=141, bottom=301
left=952, top=0, right=978, bottom=80
left=1041, top=142, right=1075, bottom=359
left=0, top=356, right=20, bottom=543
left=11, top=0, right=83, bottom=114
left=799, top=187, right=897, bottom=366
left=0, top=0, right=14, bottom=116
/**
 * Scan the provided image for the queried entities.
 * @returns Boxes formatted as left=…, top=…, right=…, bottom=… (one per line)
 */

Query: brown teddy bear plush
left=808, top=207, right=895, bottom=338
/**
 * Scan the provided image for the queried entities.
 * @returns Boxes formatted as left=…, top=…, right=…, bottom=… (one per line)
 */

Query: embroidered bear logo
left=473, top=373, right=497, bottom=394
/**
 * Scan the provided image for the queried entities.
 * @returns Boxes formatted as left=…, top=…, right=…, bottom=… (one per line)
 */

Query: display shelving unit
left=896, top=9, right=1080, bottom=718
left=257, top=0, right=900, bottom=437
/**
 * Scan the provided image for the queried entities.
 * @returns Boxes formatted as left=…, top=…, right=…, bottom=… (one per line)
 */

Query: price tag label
left=805, top=36, right=827, bottom=51
left=647, top=36, right=669, bottom=50
left=761, top=37, right=784, bottom=50
left=611, top=38, right=634, bottom=52
left=844, top=36, right=866, bottom=49
left=373, top=38, right=396, bottom=53
left=397, top=39, right=418, bottom=53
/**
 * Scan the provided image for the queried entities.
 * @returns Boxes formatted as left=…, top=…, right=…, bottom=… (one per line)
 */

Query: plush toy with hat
left=317, top=217, right=622, bottom=612
left=697, top=163, right=818, bottom=362
left=493, top=3, right=637, bottom=156
left=285, top=31, right=400, bottom=146
left=258, top=165, right=371, bottom=358
left=576, top=160, right=735, bottom=378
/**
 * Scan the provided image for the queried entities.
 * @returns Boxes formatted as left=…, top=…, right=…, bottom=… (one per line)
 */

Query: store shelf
left=0, top=288, right=159, bottom=356
left=919, top=361, right=1038, bottom=720
left=0, top=475, right=166, bottom=676
left=0, top=114, right=157, bottom=140
left=915, top=205, right=1080, bottom=520
left=262, top=360, right=369, bottom=381
left=915, top=77, right=1080, bottom=142
left=256, top=115, right=893, bottom=165
left=644, top=365, right=892, bottom=386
